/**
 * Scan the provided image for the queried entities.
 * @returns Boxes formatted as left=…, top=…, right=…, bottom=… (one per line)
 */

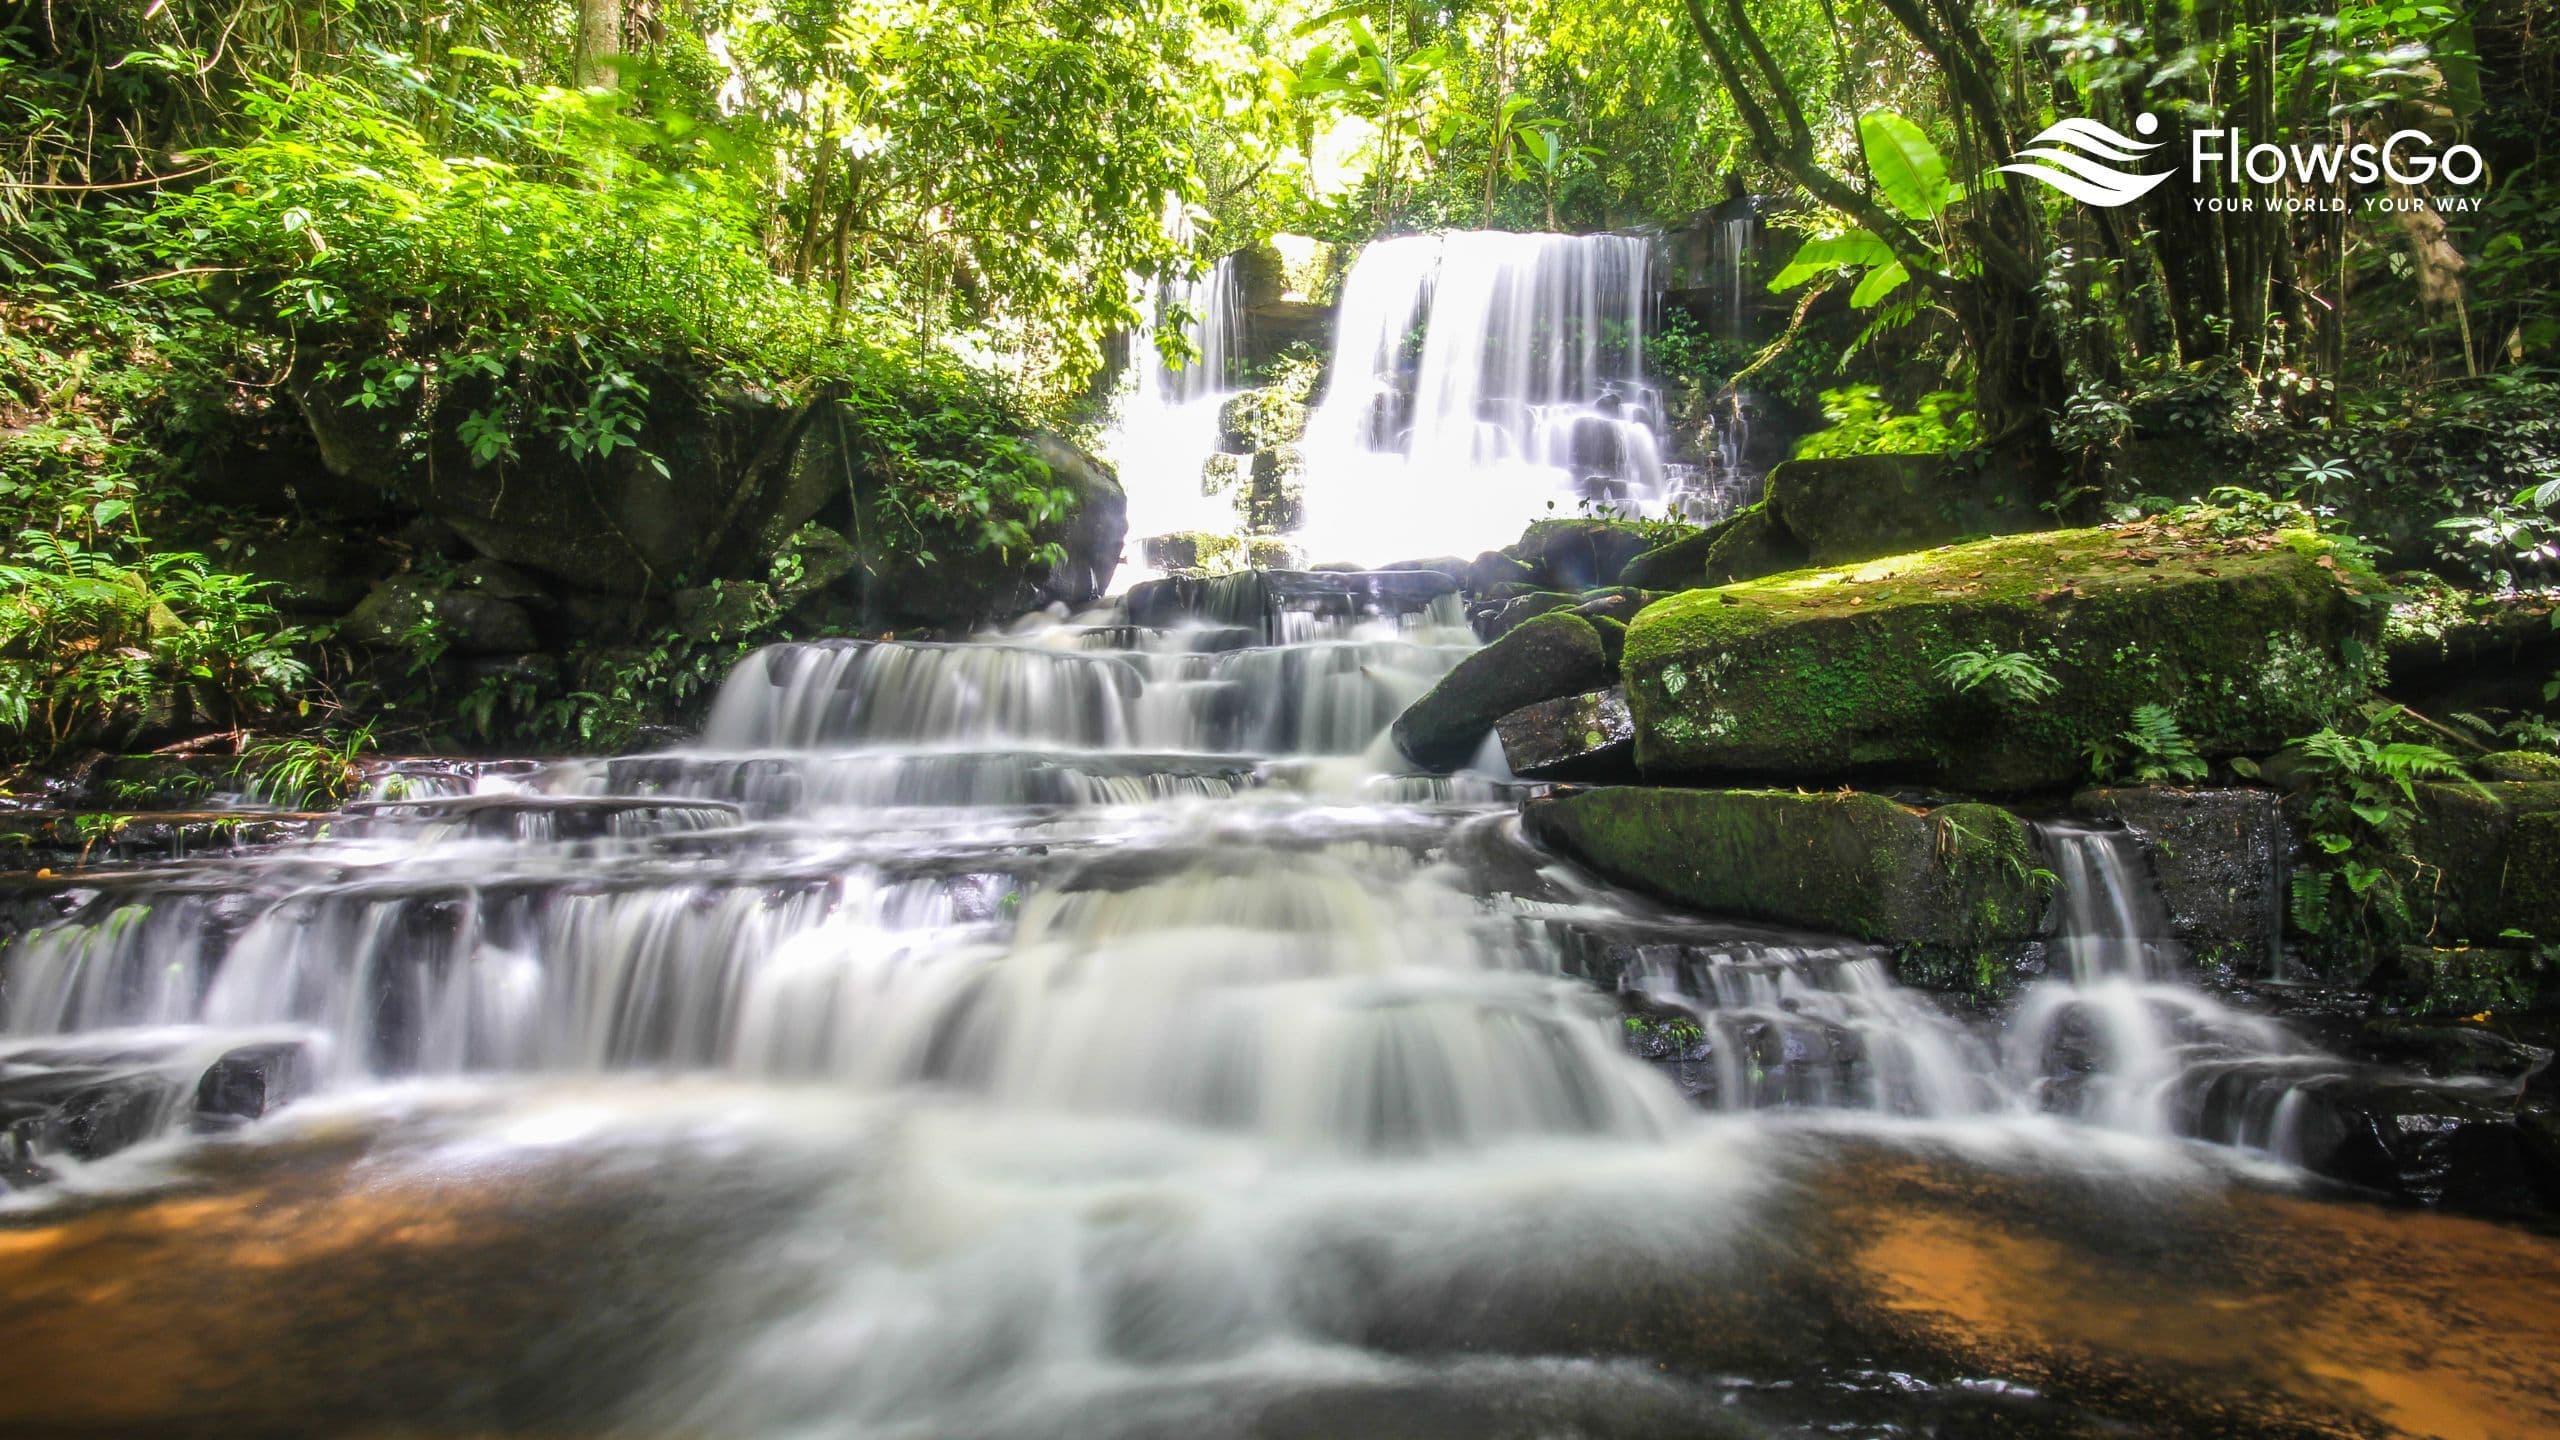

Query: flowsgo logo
left=1997, top=112, right=2485, bottom=214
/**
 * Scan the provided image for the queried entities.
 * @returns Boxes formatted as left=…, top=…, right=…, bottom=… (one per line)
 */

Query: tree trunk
left=574, top=0, right=621, bottom=89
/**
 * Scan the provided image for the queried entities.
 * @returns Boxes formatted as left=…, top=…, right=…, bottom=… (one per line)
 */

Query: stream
left=2, top=231, right=2558, bottom=1437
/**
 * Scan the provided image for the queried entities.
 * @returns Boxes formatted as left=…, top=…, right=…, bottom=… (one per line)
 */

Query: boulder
left=342, top=577, right=539, bottom=655
left=1509, top=519, right=1663, bottom=591
left=1624, top=518, right=2381, bottom=791
left=670, top=581, right=776, bottom=642
left=2390, top=781, right=2560, bottom=950
left=248, top=527, right=386, bottom=615
left=2073, top=787, right=2287, bottom=975
left=195, top=1041, right=314, bottom=1127
left=1464, top=550, right=1539, bottom=593
left=1391, top=611, right=1613, bottom=771
left=2279, top=1074, right=2560, bottom=1217
left=1471, top=590, right=1576, bottom=642
left=1763, top=448, right=2051, bottom=566
left=1620, top=503, right=1806, bottom=591
left=1496, top=687, right=1636, bottom=781
left=1523, top=787, right=2049, bottom=990
left=863, top=431, right=1127, bottom=627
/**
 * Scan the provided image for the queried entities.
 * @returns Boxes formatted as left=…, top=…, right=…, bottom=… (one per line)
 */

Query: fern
left=2289, top=869, right=2332, bottom=936
left=2121, top=703, right=2207, bottom=784
left=1934, top=646, right=2061, bottom=705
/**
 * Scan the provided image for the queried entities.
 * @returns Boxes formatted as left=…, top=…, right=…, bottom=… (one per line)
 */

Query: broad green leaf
left=1768, top=231, right=1895, bottom=291
left=1849, top=260, right=1909, bottom=309
left=1859, top=109, right=1955, bottom=221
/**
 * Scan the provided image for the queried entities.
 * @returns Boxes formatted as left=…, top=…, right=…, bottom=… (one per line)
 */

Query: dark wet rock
left=1463, top=550, right=1538, bottom=594
left=2339, top=1019, right=2554, bottom=1085
left=1523, top=787, right=2048, bottom=995
left=2378, top=944, right=2560, bottom=1018
left=0, top=1063, right=182, bottom=1171
left=2283, top=1075, right=2560, bottom=1217
left=343, top=577, right=540, bottom=655
left=1470, top=590, right=1576, bottom=642
left=1508, top=519, right=1662, bottom=591
left=1496, top=687, right=1637, bottom=781
left=195, top=1042, right=315, bottom=1128
left=1763, top=449, right=2050, bottom=566
left=1624, top=520, right=2381, bottom=791
left=1393, top=612, right=1613, bottom=772
left=2073, top=786, right=2286, bottom=976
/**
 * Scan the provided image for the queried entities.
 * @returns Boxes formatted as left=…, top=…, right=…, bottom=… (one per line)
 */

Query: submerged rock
left=1496, top=687, right=1636, bottom=781
left=1522, top=787, right=2048, bottom=986
left=1624, top=518, right=2381, bottom=791
left=1392, top=612, right=1612, bottom=771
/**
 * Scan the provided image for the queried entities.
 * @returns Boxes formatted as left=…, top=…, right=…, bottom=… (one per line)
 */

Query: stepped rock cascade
left=0, top=576, right=2531, bottom=1433
left=1298, top=232, right=1679, bottom=564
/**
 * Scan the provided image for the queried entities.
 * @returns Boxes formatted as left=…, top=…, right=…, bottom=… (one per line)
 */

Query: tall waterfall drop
left=1099, top=256, right=1246, bottom=553
left=1296, top=231, right=1668, bottom=565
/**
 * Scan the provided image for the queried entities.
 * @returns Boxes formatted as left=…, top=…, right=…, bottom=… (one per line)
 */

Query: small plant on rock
left=1933, top=647, right=2060, bottom=706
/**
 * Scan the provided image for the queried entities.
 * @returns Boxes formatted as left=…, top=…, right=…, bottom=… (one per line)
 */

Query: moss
left=1391, top=610, right=1613, bottom=771
left=2481, top=751, right=2560, bottom=783
left=1622, top=516, right=2382, bottom=791
left=1140, top=531, right=1246, bottom=575
left=1520, top=787, right=2048, bottom=957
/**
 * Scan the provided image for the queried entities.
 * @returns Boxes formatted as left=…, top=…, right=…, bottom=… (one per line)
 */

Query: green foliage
left=2084, top=704, right=2207, bottom=786
left=2285, top=711, right=2485, bottom=956
left=236, top=724, right=375, bottom=811
left=1791, top=387, right=1977, bottom=459
left=1933, top=647, right=2061, bottom=706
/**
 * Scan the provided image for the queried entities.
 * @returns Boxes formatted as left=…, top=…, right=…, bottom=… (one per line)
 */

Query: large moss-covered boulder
left=1764, top=449, right=2051, bottom=566
left=1392, top=611, right=1612, bottom=771
left=1624, top=518, right=2381, bottom=791
left=1523, top=787, right=2048, bottom=987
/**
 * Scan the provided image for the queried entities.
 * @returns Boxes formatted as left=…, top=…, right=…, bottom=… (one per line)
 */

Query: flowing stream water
left=3, top=234, right=2550, bottom=1434
left=0, top=573, right=2547, bottom=1434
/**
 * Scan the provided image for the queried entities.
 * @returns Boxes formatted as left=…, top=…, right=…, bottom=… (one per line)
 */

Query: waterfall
left=2011, top=822, right=2328, bottom=1143
left=1297, top=231, right=1670, bottom=565
left=1099, top=256, right=1246, bottom=551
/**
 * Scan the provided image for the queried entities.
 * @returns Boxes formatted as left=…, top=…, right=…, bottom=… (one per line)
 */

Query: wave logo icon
left=1997, top=112, right=2173, bottom=207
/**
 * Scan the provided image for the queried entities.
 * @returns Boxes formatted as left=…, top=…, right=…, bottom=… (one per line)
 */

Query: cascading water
left=1297, top=232, right=1670, bottom=565
left=1100, top=256, right=1246, bottom=554
left=0, top=571, right=2513, bottom=1432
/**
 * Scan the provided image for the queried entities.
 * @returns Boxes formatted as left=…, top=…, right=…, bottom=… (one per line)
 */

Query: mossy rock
left=1623, top=518, right=2382, bottom=792
left=1764, top=449, right=2051, bottom=566
left=1620, top=503, right=1807, bottom=591
left=2480, top=750, right=2560, bottom=782
left=2398, top=781, right=2560, bottom=945
left=1470, top=590, right=1576, bottom=642
left=1522, top=787, right=2048, bottom=988
left=1391, top=611, right=1613, bottom=771
left=1508, top=519, right=1667, bottom=591
left=1141, top=531, right=1246, bottom=575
